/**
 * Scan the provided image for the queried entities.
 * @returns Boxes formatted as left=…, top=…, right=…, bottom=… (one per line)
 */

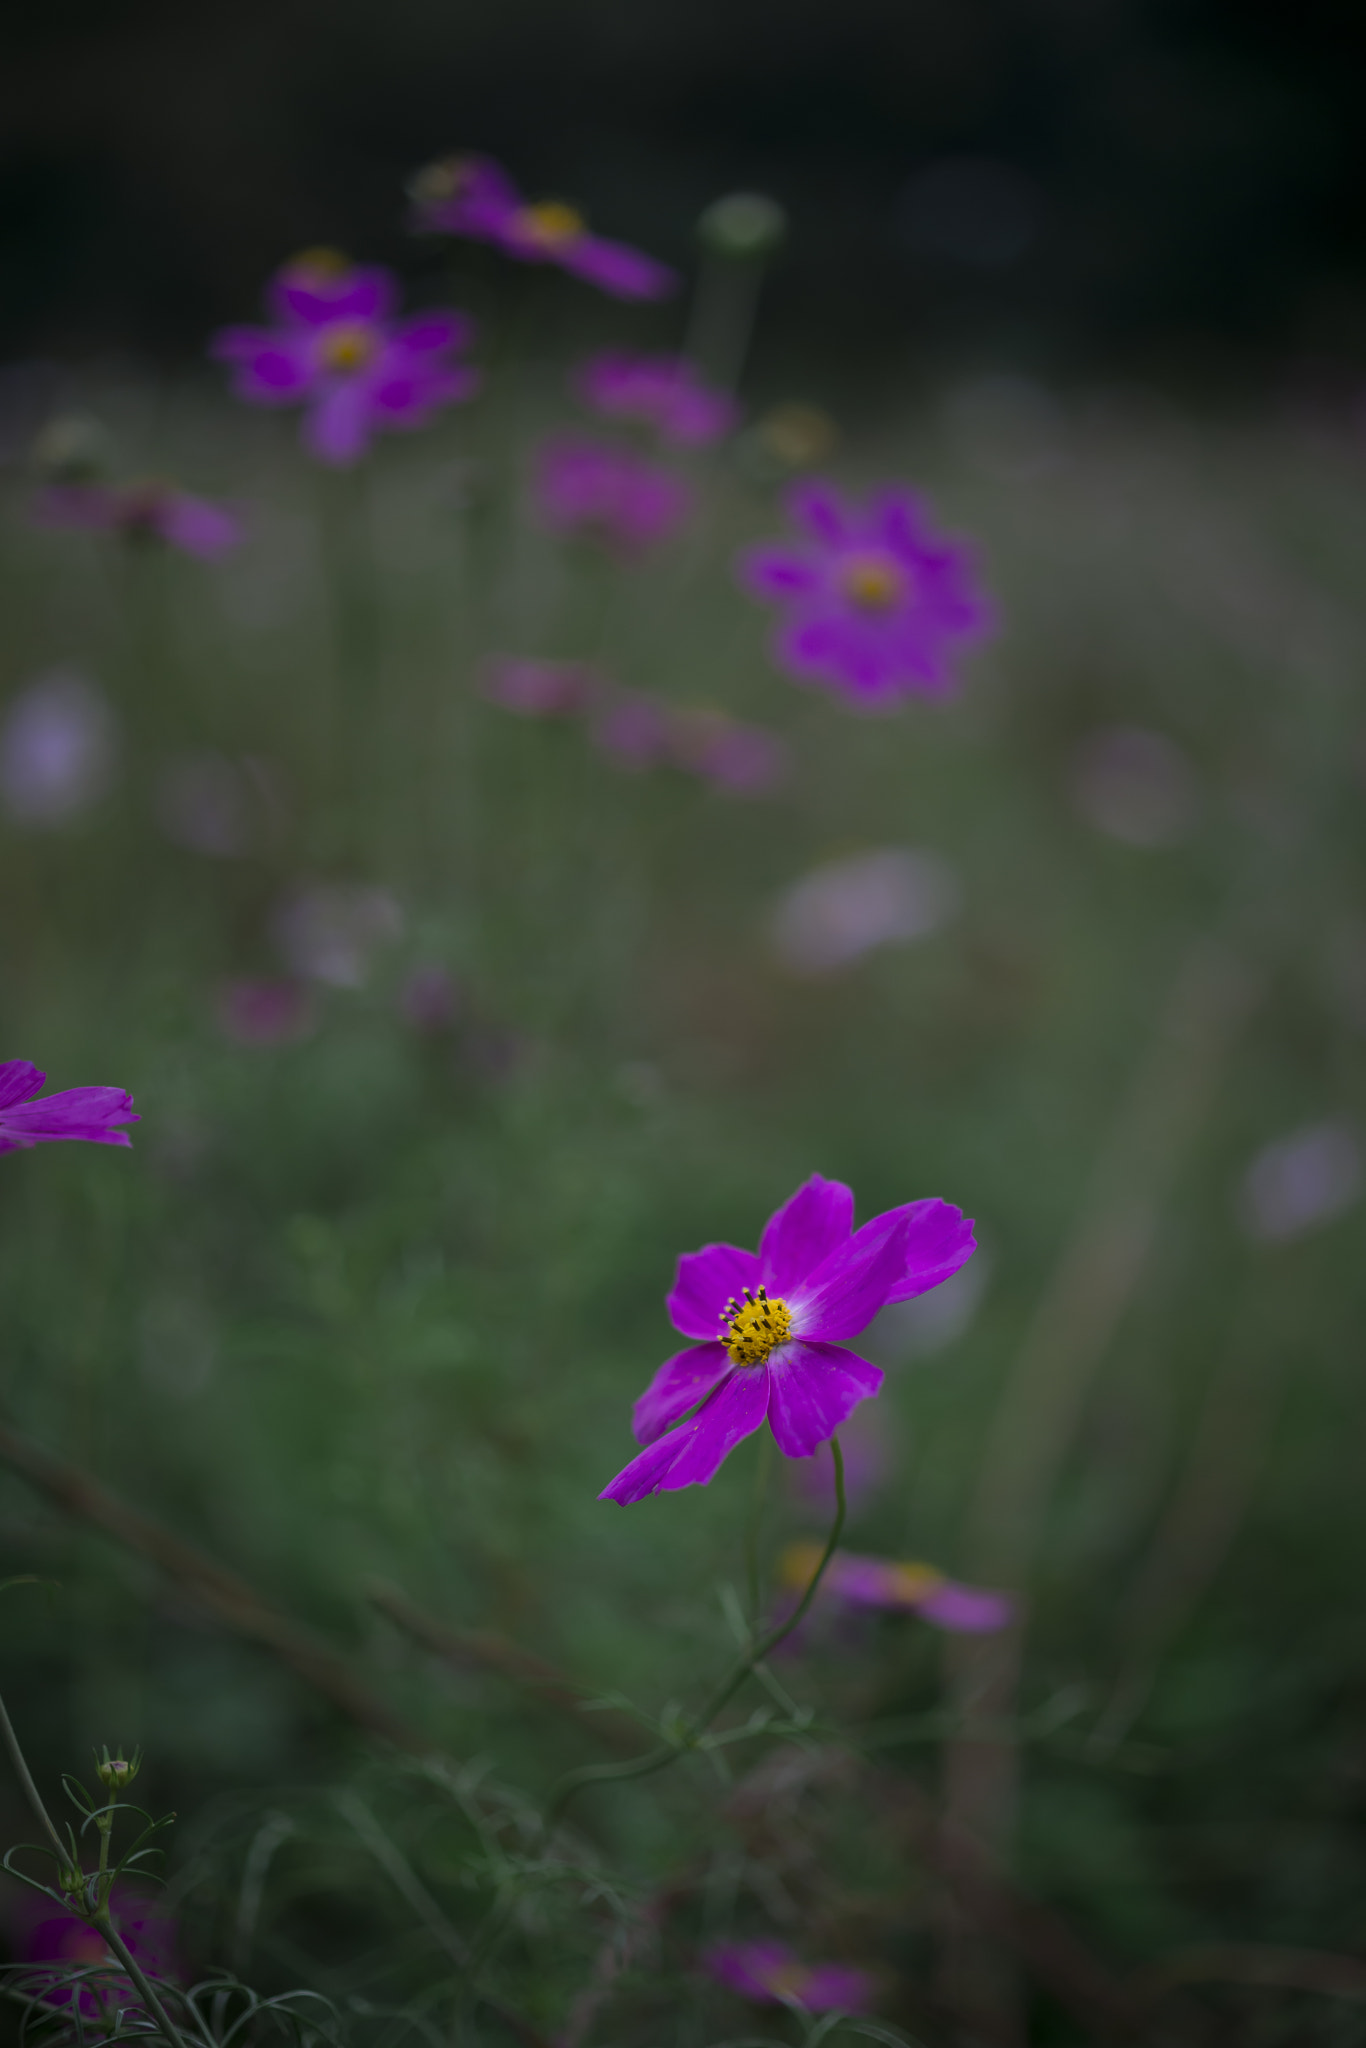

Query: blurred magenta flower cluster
left=533, top=434, right=693, bottom=552
left=573, top=350, right=738, bottom=445
left=483, top=657, right=788, bottom=795
left=34, top=479, right=241, bottom=558
left=706, top=1939, right=875, bottom=2013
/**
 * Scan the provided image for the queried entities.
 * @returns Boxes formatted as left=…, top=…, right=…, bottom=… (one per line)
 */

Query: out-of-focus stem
left=0, top=1682, right=72, bottom=1874
left=546, top=1434, right=845, bottom=1823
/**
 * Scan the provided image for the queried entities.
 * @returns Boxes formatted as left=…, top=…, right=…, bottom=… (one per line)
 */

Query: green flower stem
left=547, top=1435, right=846, bottom=1823
left=745, top=1427, right=774, bottom=1636
left=0, top=1682, right=72, bottom=1876
left=91, top=1910, right=188, bottom=2046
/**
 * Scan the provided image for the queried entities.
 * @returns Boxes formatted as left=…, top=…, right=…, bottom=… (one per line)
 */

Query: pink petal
left=304, top=383, right=371, bottom=465
left=0, top=1061, right=43, bottom=1111
left=0, top=1085, right=137, bottom=1147
left=765, top=1340, right=882, bottom=1458
left=917, top=1581, right=1015, bottom=1633
left=737, top=545, right=821, bottom=601
left=561, top=236, right=677, bottom=301
left=785, top=479, right=850, bottom=548
left=599, top=1366, right=768, bottom=1501
left=393, top=310, right=474, bottom=354
left=632, top=1341, right=732, bottom=1445
left=758, top=1174, right=855, bottom=1295
left=790, top=1212, right=909, bottom=1341
left=881, top=1198, right=976, bottom=1302
left=667, top=1242, right=761, bottom=1340
left=158, top=496, right=241, bottom=560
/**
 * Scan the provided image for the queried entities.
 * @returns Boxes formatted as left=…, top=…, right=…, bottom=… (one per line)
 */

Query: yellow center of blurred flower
left=840, top=552, right=906, bottom=610
left=765, top=1962, right=814, bottom=1998
left=519, top=201, right=585, bottom=246
left=318, top=322, right=378, bottom=373
left=290, top=246, right=350, bottom=280
left=408, top=155, right=471, bottom=206
left=780, top=1539, right=825, bottom=1590
left=887, top=1562, right=946, bottom=1604
left=721, top=1286, right=793, bottom=1366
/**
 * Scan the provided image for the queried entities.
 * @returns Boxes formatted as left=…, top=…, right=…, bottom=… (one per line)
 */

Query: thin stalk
left=745, top=1428, right=774, bottom=1636
left=91, top=1910, right=192, bottom=2047
left=546, top=1435, right=845, bottom=1823
left=0, top=1683, right=72, bottom=1874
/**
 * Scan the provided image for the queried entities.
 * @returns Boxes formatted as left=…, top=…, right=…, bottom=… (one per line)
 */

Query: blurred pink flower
left=1239, top=1120, right=1361, bottom=1243
left=271, top=883, right=404, bottom=988
left=400, top=966, right=462, bottom=1034
left=0, top=668, right=116, bottom=826
left=34, top=480, right=240, bottom=559
left=482, top=655, right=602, bottom=718
left=534, top=435, right=692, bottom=552
left=1073, top=726, right=1199, bottom=848
left=591, top=692, right=673, bottom=771
left=706, top=1940, right=875, bottom=2013
left=18, top=1885, right=176, bottom=2020
left=217, top=978, right=316, bottom=1047
left=411, top=154, right=675, bottom=301
left=780, top=1541, right=1013, bottom=1634
left=669, top=709, right=788, bottom=795
left=771, top=847, right=961, bottom=975
left=574, top=351, right=737, bottom=445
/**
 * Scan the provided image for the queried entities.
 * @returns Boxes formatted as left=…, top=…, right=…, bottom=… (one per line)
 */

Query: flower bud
left=696, top=192, right=787, bottom=261
left=94, top=1746, right=140, bottom=1791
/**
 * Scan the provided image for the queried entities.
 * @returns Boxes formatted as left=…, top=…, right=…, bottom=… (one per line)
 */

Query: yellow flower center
left=519, top=200, right=585, bottom=247
left=721, top=1285, right=793, bottom=1366
left=318, top=321, right=378, bottom=373
left=840, top=551, right=906, bottom=610
left=888, top=1562, right=946, bottom=1603
left=409, top=155, right=472, bottom=207
left=766, top=1961, right=814, bottom=1999
left=289, top=246, right=350, bottom=281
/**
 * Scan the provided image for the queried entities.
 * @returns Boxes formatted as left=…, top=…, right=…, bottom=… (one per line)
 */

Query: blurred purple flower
left=1239, top=1120, right=1362, bottom=1244
left=34, top=481, right=240, bottom=559
left=706, top=1940, right=875, bottom=2014
left=0, top=1061, right=138, bottom=1155
left=740, top=480, right=990, bottom=707
left=410, top=154, right=675, bottom=301
left=535, top=435, right=692, bottom=552
left=600, top=1174, right=975, bottom=1504
left=669, top=709, right=788, bottom=796
left=216, top=978, right=316, bottom=1047
left=482, top=655, right=602, bottom=718
left=591, top=692, right=673, bottom=772
left=271, top=883, right=404, bottom=988
left=212, top=249, right=477, bottom=466
left=574, top=351, right=737, bottom=445
left=157, top=752, right=253, bottom=858
left=1073, top=726, right=1199, bottom=848
left=780, top=1541, right=1013, bottom=1634
left=20, top=1887, right=176, bottom=2020
left=0, top=669, right=116, bottom=826
left=400, top=965, right=462, bottom=1034
left=771, top=847, right=961, bottom=976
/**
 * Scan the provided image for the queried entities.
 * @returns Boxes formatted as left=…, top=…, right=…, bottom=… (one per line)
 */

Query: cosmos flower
left=668, top=708, right=788, bottom=795
left=573, top=351, right=737, bottom=445
left=739, top=480, right=990, bottom=707
left=600, top=1174, right=974, bottom=1503
left=0, top=669, right=116, bottom=827
left=212, top=249, right=477, bottom=466
left=534, top=435, right=693, bottom=552
left=19, top=1886, right=176, bottom=2020
left=33, top=481, right=241, bottom=559
left=410, top=153, right=675, bottom=301
left=216, top=978, right=316, bottom=1047
left=770, top=847, right=962, bottom=975
left=779, top=1541, right=1013, bottom=1633
left=0, top=1061, right=138, bottom=1154
left=706, top=1941, right=874, bottom=2014
left=482, top=656, right=602, bottom=718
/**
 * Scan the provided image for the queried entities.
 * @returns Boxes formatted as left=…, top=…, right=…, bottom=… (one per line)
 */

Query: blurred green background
left=1, top=5, right=1365, bottom=2044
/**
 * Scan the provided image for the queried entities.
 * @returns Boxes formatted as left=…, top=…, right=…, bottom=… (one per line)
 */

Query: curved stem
left=547, top=1435, right=845, bottom=1824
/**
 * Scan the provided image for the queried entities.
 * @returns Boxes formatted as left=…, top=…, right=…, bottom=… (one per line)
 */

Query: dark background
left=2, top=0, right=1366, bottom=389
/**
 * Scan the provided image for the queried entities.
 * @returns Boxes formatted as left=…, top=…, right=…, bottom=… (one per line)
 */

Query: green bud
left=696, top=192, right=788, bottom=261
left=94, top=1745, right=140, bottom=1791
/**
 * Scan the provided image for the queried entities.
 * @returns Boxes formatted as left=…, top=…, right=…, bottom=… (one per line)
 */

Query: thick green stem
left=547, top=1435, right=846, bottom=1823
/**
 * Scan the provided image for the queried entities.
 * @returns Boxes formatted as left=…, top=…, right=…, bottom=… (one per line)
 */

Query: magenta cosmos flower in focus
left=34, top=480, right=240, bottom=559
left=740, top=480, right=991, bottom=708
left=706, top=1941, right=875, bottom=2014
left=780, top=1541, right=1013, bottom=1633
left=574, top=352, right=737, bottom=445
left=212, top=249, right=477, bottom=466
left=535, top=435, right=692, bottom=552
left=411, top=154, right=675, bottom=301
left=0, top=1061, right=138, bottom=1154
left=600, top=1174, right=974, bottom=1503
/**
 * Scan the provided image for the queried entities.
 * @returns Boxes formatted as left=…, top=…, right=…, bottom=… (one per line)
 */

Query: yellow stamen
left=887, top=1562, right=946, bottom=1604
left=720, top=1284, right=793, bottom=1367
left=518, top=200, right=585, bottom=247
left=288, top=246, right=351, bottom=280
left=409, top=155, right=472, bottom=207
left=318, top=321, right=378, bottom=373
left=780, top=1540, right=825, bottom=1590
left=766, top=1961, right=814, bottom=1999
left=840, top=552, right=906, bottom=610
